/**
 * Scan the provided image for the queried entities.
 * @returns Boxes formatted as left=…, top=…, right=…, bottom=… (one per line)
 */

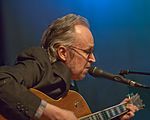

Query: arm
left=0, top=57, right=49, bottom=119
left=0, top=58, right=77, bottom=119
left=0, top=68, right=41, bottom=119
left=41, top=103, right=77, bottom=120
left=0, top=70, right=78, bottom=120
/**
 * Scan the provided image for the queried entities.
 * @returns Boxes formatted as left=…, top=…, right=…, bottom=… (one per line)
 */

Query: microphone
left=88, top=66, right=150, bottom=89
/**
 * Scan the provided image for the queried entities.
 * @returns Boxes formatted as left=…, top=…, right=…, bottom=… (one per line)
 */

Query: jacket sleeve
left=0, top=59, right=42, bottom=119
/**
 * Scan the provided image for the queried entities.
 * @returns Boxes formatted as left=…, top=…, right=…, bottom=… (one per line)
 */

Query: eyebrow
left=86, top=46, right=94, bottom=51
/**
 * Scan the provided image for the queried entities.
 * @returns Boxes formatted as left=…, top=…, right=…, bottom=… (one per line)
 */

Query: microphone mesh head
left=88, top=66, right=101, bottom=77
left=88, top=66, right=95, bottom=75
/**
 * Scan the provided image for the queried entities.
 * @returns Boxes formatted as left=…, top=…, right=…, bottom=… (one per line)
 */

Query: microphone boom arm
left=120, top=70, right=150, bottom=76
left=89, top=66, right=150, bottom=89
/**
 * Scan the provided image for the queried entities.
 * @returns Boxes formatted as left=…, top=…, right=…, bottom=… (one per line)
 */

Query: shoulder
left=16, top=47, right=51, bottom=69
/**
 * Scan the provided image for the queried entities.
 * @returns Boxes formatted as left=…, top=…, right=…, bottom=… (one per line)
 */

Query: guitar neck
left=80, top=103, right=128, bottom=120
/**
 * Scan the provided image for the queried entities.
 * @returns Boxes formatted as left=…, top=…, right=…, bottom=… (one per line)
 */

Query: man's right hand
left=43, top=103, right=78, bottom=120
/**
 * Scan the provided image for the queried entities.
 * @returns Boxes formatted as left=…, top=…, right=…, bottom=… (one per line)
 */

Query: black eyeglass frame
left=68, top=45, right=94, bottom=60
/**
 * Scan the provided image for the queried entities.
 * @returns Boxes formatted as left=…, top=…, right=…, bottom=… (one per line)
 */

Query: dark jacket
left=0, top=47, right=71, bottom=120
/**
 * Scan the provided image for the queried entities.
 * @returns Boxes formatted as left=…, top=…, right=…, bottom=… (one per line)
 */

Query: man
left=0, top=14, right=138, bottom=120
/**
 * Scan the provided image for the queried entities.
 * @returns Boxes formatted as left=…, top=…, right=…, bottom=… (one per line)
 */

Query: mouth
left=86, top=66, right=91, bottom=70
left=84, top=66, right=91, bottom=73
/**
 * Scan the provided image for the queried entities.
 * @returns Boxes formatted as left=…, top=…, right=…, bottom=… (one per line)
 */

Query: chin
left=73, top=74, right=86, bottom=80
left=72, top=70, right=87, bottom=80
left=78, top=74, right=86, bottom=80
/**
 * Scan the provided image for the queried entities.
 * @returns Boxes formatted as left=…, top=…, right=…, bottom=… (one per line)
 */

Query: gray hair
left=41, top=14, right=89, bottom=63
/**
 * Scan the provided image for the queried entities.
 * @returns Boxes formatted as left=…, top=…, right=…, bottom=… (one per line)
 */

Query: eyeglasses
left=68, top=46, right=94, bottom=59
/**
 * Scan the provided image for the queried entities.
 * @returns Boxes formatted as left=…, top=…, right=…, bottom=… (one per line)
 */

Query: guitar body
left=31, top=88, right=91, bottom=120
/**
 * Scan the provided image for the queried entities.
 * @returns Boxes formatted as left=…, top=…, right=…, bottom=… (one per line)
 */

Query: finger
left=127, top=104, right=139, bottom=112
left=121, top=98, right=130, bottom=103
left=127, top=111, right=135, bottom=117
left=120, top=111, right=135, bottom=120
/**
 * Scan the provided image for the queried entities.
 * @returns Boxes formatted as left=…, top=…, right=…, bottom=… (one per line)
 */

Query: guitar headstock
left=127, top=93, right=145, bottom=110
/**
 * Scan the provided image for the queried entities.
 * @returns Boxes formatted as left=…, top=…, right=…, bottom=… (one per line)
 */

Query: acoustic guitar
left=0, top=88, right=144, bottom=120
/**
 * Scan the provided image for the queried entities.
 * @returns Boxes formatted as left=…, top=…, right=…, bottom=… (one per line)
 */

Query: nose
left=88, top=53, right=96, bottom=63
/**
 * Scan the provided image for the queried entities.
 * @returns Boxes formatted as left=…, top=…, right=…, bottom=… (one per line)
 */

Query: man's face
left=66, top=25, right=96, bottom=80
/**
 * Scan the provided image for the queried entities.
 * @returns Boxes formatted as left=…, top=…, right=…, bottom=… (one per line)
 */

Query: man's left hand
left=120, top=98, right=139, bottom=120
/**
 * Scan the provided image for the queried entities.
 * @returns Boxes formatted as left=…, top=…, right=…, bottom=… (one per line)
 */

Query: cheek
left=73, top=57, right=85, bottom=67
left=73, top=58, right=87, bottom=73
left=68, top=57, right=88, bottom=80
left=69, top=58, right=81, bottom=71
left=68, top=54, right=87, bottom=72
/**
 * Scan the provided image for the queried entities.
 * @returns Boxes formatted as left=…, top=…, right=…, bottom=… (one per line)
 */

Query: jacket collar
left=52, top=61, right=71, bottom=90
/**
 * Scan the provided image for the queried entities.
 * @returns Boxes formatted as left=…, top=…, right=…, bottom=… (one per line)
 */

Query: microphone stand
left=119, top=70, right=150, bottom=76
left=119, top=69, right=150, bottom=89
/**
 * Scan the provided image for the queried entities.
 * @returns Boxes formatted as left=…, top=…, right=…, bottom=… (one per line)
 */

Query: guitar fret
left=102, top=108, right=116, bottom=119
left=94, top=113, right=100, bottom=120
left=116, top=105, right=121, bottom=114
left=122, top=104, right=127, bottom=111
left=105, top=110, right=111, bottom=118
left=101, top=111, right=109, bottom=120
left=98, top=113, right=104, bottom=120
left=107, top=109, right=114, bottom=118
left=87, top=115, right=93, bottom=120
left=88, top=117, right=91, bottom=120
left=91, top=115, right=97, bottom=120
left=113, top=107, right=119, bottom=115
left=80, top=112, right=104, bottom=120
left=119, top=104, right=127, bottom=113
left=89, top=116, right=95, bottom=120
left=110, top=106, right=123, bottom=118
left=112, top=104, right=127, bottom=118
left=110, top=108, right=116, bottom=116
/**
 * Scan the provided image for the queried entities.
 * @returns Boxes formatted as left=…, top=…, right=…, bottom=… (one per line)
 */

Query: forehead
left=74, top=25, right=94, bottom=48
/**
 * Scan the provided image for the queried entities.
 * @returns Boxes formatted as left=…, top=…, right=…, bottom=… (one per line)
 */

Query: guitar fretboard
left=80, top=103, right=128, bottom=120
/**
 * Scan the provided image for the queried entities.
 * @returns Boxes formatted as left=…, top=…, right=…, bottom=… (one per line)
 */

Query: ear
left=57, top=46, right=68, bottom=61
